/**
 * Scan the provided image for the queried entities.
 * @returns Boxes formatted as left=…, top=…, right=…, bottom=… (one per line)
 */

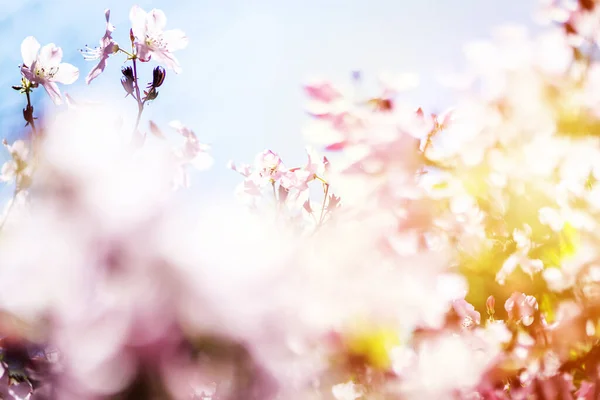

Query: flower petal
left=147, top=9, right=167, bottom=32
left=38, top=43, right=63, bottom=68
left=163, top=29, right=189, bottom=52
left=104, top=8, right=115, bottom=33
left=129, top=5, right=148, bottom=38
left=20, top=65, right=35, bottom=82
left=53, top=63, right=79, bottom=85
left=135, top=43, right=152, bottom=62
left=85, top=58, right=107, bottom=85
left=151, top=50, right=181, bottom=73
left=42, top=81, right=63, bottom=105
left=20, top=36, right=40, bottom=67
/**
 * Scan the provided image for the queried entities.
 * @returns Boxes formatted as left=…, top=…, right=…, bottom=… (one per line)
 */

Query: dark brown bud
left=143, top=87, right=159, bottom=102
left=121, top=67, right=135, bottom=97
left=151, top=66, right=166, bottom=88
left=121, top=66, right=134, bottom=81
left=12, top=85, right=22, bottom=91
left=23, top=104, right=34, bottom=127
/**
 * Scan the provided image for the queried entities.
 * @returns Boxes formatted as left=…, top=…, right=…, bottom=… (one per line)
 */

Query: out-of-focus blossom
left=81, top=9, right=119, bottom=84
left=496, top=226, right=544, bottom=284
left=451, top=299, right=481, bottom=329
left=129, top=5, right=189, bottom=73
left=332, top=381, right=363, bottom=400
left=400, top=333, right=497, bottom=398
left=1, top=139, right=32, bottom=191
left=20, top=36, right=79, bottom=105
left=169, top=120, right=213, bottom=189
left=505, top=292, right=539, bottom=327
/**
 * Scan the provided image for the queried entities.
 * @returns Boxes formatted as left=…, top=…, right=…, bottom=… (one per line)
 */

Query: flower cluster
left=5, top=0, right=600, bottom=399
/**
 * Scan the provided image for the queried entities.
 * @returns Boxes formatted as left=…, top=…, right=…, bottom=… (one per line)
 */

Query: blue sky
left=0, top=0, right=537, bottom=200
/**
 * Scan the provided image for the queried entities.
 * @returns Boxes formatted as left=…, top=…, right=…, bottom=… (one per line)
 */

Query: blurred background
left=0, top=0, right=537, bottom=202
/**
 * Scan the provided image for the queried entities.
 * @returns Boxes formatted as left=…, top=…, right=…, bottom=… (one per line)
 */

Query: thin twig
left=132, top=57, right=145, bottom=133
left=24, top=90, right=37, bottom=136
left=317, top=182, right=330, bottom=226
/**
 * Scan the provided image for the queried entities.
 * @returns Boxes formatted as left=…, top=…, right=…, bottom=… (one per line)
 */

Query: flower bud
left=121, top=66, right=134, bottom=81
left=22, top=104, right=34, bottom=127
left=121, top=67, right=135, bottom=97
left=486, top=295, right=495, bottom=316
left=143, top=87, right=159, bottom=102
left=151, top=66, right=166, bottom=88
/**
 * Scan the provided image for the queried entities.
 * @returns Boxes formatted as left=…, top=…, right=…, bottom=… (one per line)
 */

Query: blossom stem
left=131, top=57, right=146, bottom=136
left=118, top=48, right=134, bottom=58
left=317, top=182, right=330, bottom=226
left=24, top=89, right=37, bottom=136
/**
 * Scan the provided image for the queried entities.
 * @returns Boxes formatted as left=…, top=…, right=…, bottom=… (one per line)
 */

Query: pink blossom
left=129, top=5, right=189, bottom=73
left=452, top=299, right=481, bottom=328
left=304, top=81, right=342, bottom=103
left=169, top=120, right=213, bottom=170
left=81, top=9, right=119, bottom=84
left=505, top=292, right=539, bottom=327
left=20, top=36, right=79, bottom=105
left=254, top=150, right=285, bottom=182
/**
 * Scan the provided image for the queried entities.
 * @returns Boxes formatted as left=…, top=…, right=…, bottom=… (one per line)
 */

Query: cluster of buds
left=120, top=66, right=166, bottom=102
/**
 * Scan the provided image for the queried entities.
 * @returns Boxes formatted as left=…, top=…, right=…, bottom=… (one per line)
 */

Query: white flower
left=20, top=36, right=79, bottom=105
left=129, top=5, right=189, bottom=73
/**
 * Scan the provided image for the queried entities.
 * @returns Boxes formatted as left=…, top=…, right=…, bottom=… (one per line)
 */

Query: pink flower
left=129, top=5, right=189, bottom=73
left=20, top=36, right=79, bottom=105
left=254, top=150, right=285, bottom=182
left=280, top=168, right=312, bottom=192
left=279, top=147, right=328, bottom=192
left=169, top=120, right=213, bottom=169
left=81, top=9, right=119, bottom=85
left=228, top=160, right=252, bottom=177
left=451, top=299, right=481, bottom=328
left=304, top=81, right=342, bottom=103
left=505, top=292, right=538, bottom=327
left=169, top=121, right=213, bottom=188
